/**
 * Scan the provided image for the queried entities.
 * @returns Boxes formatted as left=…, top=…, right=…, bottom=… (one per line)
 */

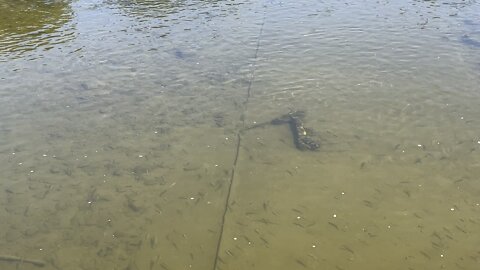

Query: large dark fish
left=463, top=20, right=479, bottom=27
left=460, top=34, right=480, bottom=48
left=174, top=49, right=185, bottom=59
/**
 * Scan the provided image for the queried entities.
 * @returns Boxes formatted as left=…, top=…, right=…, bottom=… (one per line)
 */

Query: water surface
left=0, top=0, right=479, bottom=269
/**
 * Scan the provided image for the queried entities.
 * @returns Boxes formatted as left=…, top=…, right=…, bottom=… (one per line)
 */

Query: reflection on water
left=0, top=0, right=480, bottom=269
left=109, top=0, right=233, bottom=19
left=0, top=0, right=74, bottom=60
left=110, top=0, right=186, bottom=18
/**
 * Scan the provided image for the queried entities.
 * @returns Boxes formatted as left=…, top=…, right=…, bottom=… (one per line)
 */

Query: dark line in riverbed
left=212, top=133, right=241, bottom=270
left=212, top=4, right=267, bottom=270
left=246, top=5, right=267, bottom=104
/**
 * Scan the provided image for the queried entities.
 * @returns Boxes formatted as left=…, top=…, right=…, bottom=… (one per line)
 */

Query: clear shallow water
left=0, top=0, right=480, bottom=269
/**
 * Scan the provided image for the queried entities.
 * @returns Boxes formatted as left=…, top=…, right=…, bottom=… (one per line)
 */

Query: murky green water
left=1, top=0, right=480, bottom=269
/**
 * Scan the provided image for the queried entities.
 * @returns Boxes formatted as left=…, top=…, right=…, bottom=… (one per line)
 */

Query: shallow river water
left=1, top=0, right=480, bottom=269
